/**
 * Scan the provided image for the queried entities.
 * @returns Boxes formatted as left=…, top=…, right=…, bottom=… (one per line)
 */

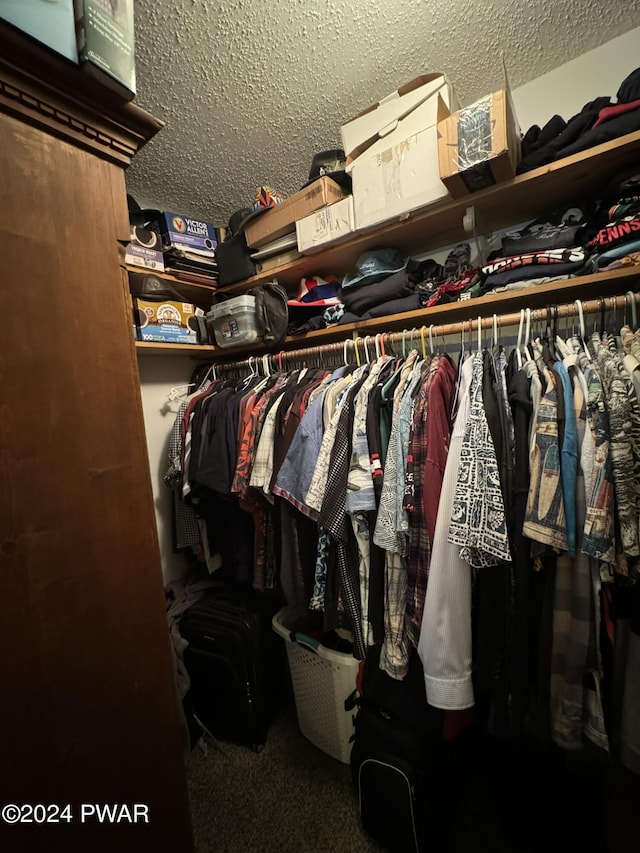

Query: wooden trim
left=135, top=341, right=217, bottom=356
left=0, top=23, right=163, bottom=164
left=197, top=266, right=640, bottom=359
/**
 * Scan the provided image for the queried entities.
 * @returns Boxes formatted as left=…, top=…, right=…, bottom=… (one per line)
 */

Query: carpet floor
left=185, top=695, right=630, bottom=853
left=184, top=697, right=522, bottom=853
left=186, top=699, right=381, bottom=853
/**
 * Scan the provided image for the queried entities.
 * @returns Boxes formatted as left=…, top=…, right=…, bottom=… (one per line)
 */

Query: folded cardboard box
left=296, top=196, right=355, bottom=254
left=340, top=73, right=452, bottom=162
left=347, top=74, right=455, bottom=232
left=244, top=177, right=347, bottom=249
left=438, top=89, right=522, bottom=197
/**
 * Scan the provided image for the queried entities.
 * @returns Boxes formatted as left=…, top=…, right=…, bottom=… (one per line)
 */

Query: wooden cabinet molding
left=0, top=22, right=163, bottom=166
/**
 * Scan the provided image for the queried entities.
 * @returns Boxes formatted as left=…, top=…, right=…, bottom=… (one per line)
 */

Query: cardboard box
left=244, top=177, right=347, bottom=249
left=340, top=73, right=454, bottom=162
left=254, top=248, right=303, bottom=274
left=153, top=212, right=218, bottom=259
left=1, top=0, right=78, bottom=63
left=438, top=90, right=522, bottom=197
left=125, top=223, right=164, bottom=271
left=74, top=0, right=135, bottom=99
left=125, top=242, right=165, bottom=272
left=296, top=196, right=355, bottom=254
left=348, top=81, right=455, bottom=233
left=133, top=298, right=202, bottom=344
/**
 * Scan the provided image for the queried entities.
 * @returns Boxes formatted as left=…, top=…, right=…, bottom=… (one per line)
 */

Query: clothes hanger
left=627, top=290, right=638, bottom=330
left=610, top=296, right=617, bottom=341
left=191, top=361, right=218, bottom=393
left=450, top=320, right=471, bottom=417
left=515, top=309, right=524, bottom=370
left=574, top=299, right=593, bottom=361
left=354, top=336, right=362, bottom=368
left=166, top=380, right=197, bottom=402
left=440, top=325, right=447, bottom=357
left=598, top=296, right=606, bottom=337
left=382, top=331, right=409, bottom=399
left=524, top=307, right=534, bottom=363
left=420, top=326, right=427, bottom=360
left=477, top=315, right=482, bottom=353
left=364, top=335, right=373, bottom=364
left=374, top=333, right=382, bottom=360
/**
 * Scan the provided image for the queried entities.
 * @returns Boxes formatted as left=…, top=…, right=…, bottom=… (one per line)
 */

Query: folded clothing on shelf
left=500, top=207, right=588, bottom=256
left=517, top=66, right=640, bottom=173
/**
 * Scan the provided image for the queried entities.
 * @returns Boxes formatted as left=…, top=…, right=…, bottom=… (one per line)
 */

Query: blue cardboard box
left=154, top=212, right=218, bottom=259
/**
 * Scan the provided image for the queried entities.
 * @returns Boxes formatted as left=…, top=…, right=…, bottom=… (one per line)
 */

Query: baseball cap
left=341, top=248, right=407, bottom=289
left=302, top=149, right=351, bottom=190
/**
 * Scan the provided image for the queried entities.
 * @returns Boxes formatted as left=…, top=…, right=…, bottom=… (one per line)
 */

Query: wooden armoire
left=0, top=24, right=194, bottom=853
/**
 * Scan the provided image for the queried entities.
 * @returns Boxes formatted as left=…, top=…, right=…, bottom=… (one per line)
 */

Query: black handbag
left=216, top=232, right=256, bottom=286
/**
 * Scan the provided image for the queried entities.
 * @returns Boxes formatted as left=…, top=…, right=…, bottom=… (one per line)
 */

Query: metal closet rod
left=212, top=291, right=640, bottom=373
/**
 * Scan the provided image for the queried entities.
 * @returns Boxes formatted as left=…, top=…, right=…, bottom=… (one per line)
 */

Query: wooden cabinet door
left=0, top=111, right=194, bottom=852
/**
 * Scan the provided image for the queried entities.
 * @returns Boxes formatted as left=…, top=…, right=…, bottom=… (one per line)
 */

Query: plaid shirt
left=404, top=359, right=437, bottom=646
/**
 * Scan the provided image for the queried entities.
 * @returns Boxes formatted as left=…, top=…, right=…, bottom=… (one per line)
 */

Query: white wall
left=138, top=354, right=194, bottom=584
left=513, top=27, right=640, bottom=131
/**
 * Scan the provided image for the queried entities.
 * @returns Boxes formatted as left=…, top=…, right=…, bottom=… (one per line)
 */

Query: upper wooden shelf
left=217, top=129, right=640, bottom=296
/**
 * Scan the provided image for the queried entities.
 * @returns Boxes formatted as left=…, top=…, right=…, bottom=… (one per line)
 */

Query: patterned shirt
left=448, top=351, right=512, bottom=568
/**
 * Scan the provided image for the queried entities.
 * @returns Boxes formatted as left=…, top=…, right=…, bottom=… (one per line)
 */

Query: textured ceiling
left=125, top=0, right=637, bottom=227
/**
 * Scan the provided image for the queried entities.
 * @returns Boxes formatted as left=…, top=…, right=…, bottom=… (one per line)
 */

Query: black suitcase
left=179, top=586, right=284, bottom=751
left=350, top=645, right=447, bottom=852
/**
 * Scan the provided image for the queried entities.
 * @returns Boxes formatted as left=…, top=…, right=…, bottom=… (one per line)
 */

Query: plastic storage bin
left=206, top=295, right=259, bottom=347
left=272, top=607, right=360, bottom=764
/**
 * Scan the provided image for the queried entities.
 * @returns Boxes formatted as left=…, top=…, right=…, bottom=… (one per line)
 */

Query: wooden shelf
left=216, top=129, right=640, bottom=296
left=130, top=131, right=640, bottom=362
left=135, top=341, right=217, bottom=357
left=201, top=266, right=640, bottom=360
left=126, top=266, right=217, bottom=310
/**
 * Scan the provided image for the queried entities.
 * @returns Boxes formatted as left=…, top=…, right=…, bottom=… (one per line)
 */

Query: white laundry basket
left=272, top=607, right=360, bottom=764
